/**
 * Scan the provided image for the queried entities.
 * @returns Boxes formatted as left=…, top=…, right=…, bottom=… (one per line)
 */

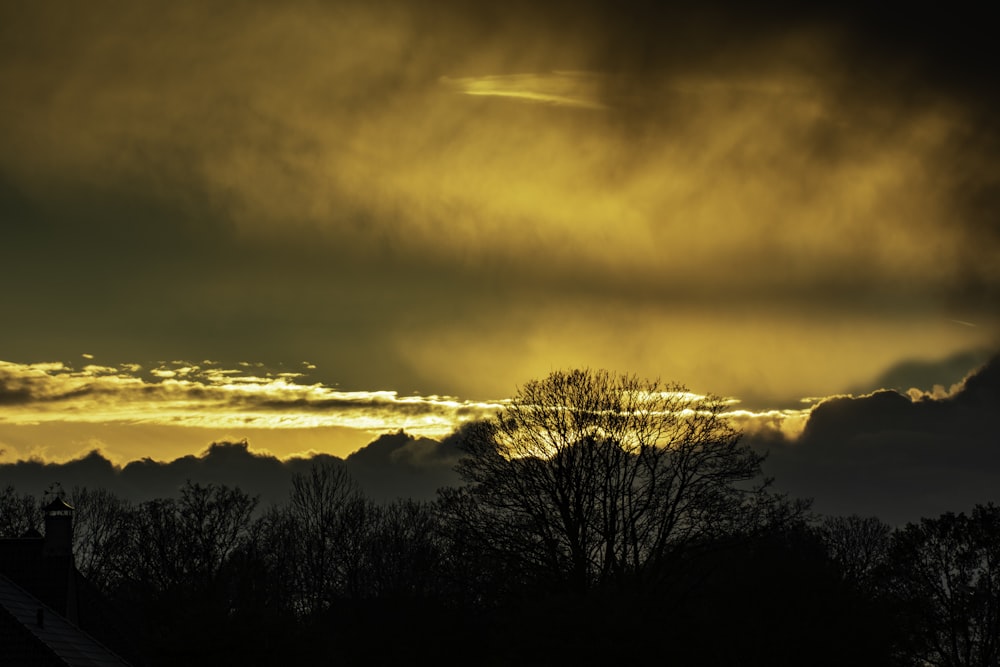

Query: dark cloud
left=0, top=435, right=459, bottom=507
left=117, top=443, right=298, bottom=505
left=0, top=443, right=294, bottom=507
left=0, top=386, right=32, bottom=407
left=344, top=430, right=462, bottom=501
left=0, top=449, right=120, bottom=492
left=757, top=355, right=1000, bottom=524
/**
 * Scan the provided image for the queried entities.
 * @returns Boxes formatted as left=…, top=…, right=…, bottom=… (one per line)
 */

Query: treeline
left=2, top=471, right=458, bottom=665
left=3, top=476, right=1000, bottom=665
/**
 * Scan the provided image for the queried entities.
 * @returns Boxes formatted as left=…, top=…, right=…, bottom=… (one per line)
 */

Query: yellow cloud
left=1, top=1, right=996, bottom=421
left=0, top=359, right=499, bottom=437
left=3, top=2, right=990, bottom=297
left=442, top=72, right=608, bottom=109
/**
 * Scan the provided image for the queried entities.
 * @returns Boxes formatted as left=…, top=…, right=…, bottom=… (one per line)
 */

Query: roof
left=0, top=573, right=130, bottom=666
left=43, top=498, right=75, bottom=513
left=0, top=536, right=73, bottom=620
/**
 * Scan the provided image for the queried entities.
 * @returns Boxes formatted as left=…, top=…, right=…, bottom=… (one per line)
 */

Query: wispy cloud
left=0, top=357, right=805, bottom=434
left=442, top=72, right=607, bottom=109
left=0, top=359, right=500, bottom=436
left=0, top=357, right=821, bottom=461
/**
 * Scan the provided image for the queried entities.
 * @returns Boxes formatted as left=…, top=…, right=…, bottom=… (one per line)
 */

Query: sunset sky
left=1, top=1, right=997, bottom=479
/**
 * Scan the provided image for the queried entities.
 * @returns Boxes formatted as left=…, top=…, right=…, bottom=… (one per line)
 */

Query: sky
left=1, top=1, right=998, bottom=519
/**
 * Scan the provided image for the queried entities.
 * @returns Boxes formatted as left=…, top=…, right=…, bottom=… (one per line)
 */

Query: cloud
left=756, top=354, right=1000, bottom=524
left=0, top=436, right=458, bottom=507
left=344, top=430, right=463, bottom=501
left=0, top=359, right=498, bottom=436
left=2, top=1, right=997, bottom=294
left=0, top=442, right=305, bottom=507
left=442, top=72, right=608, bottom=109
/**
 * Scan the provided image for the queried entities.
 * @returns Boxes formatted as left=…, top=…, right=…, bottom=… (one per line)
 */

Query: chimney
left=42, top=497, right=75, bottom=559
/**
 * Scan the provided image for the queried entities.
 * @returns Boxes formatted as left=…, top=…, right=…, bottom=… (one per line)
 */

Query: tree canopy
left=440, top=368, right=777, bottom=593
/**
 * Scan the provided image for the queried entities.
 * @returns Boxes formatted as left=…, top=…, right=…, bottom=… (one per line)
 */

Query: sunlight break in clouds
left=0, top=359, right=499, bottom=436
left=0, top=356, right=813, bottom=464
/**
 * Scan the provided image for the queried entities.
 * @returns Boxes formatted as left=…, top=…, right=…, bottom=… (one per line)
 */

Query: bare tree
left=287, top=461, right=370, bottom=613
left=0, top=485, right=41, bottom=537
left=819, top=514, right=891, bottom=586
left=239, top=504, right=301, bottom=616
left=69, top=486, right=135, bottom=591
left=362, top=499, right=443, bottom=600
left=176, top=481, right=258, bottom=586
left=439, top=369, right=771, bottom=594
left=885, top=504, right=1000, bottom=667
left=128, top=481, right=257, bottom=595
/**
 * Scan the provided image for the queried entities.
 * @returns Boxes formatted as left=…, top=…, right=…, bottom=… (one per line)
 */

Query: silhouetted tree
left=438, top=369, right=774, bottom=595
left=0, top=484, right=41, bottom=536
left=247, top=504, right=301, bottom=616
left=127, top=481, right=257, bottom=595
left=69, top=486, right=135, bottom=591
left=884, top=503, right=1000, bottom=666
left=819, top=514, right=892, bottom=586
left=362, top=499, right=444, bottom=599
left=287, top=461, right=370, bottom=613
left=120, top=481, right=258, bottom=663
left=670, top=522, right=895, bottom=666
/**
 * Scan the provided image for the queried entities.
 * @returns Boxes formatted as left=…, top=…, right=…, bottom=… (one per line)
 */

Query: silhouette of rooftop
left=0, top=573, right=130, bottom=666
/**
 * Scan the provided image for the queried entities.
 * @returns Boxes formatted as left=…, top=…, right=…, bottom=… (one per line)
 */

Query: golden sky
left=1, top=1, right=997, bottom=463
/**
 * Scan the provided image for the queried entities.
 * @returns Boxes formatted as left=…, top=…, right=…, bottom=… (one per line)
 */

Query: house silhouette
left=0, top=498, right=138, bottom=666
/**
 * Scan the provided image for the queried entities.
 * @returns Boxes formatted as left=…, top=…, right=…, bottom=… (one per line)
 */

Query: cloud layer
left=0, top=434, right=461, bottom=507
left=1, top=0, right=997, bottom=406
left=0, top=358, right=498, bottom=461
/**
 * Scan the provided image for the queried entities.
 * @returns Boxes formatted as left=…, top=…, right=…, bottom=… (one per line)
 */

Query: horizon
left=3, top=352, right=999, bottom=526
left=0, top=348, right=993, bottom=463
